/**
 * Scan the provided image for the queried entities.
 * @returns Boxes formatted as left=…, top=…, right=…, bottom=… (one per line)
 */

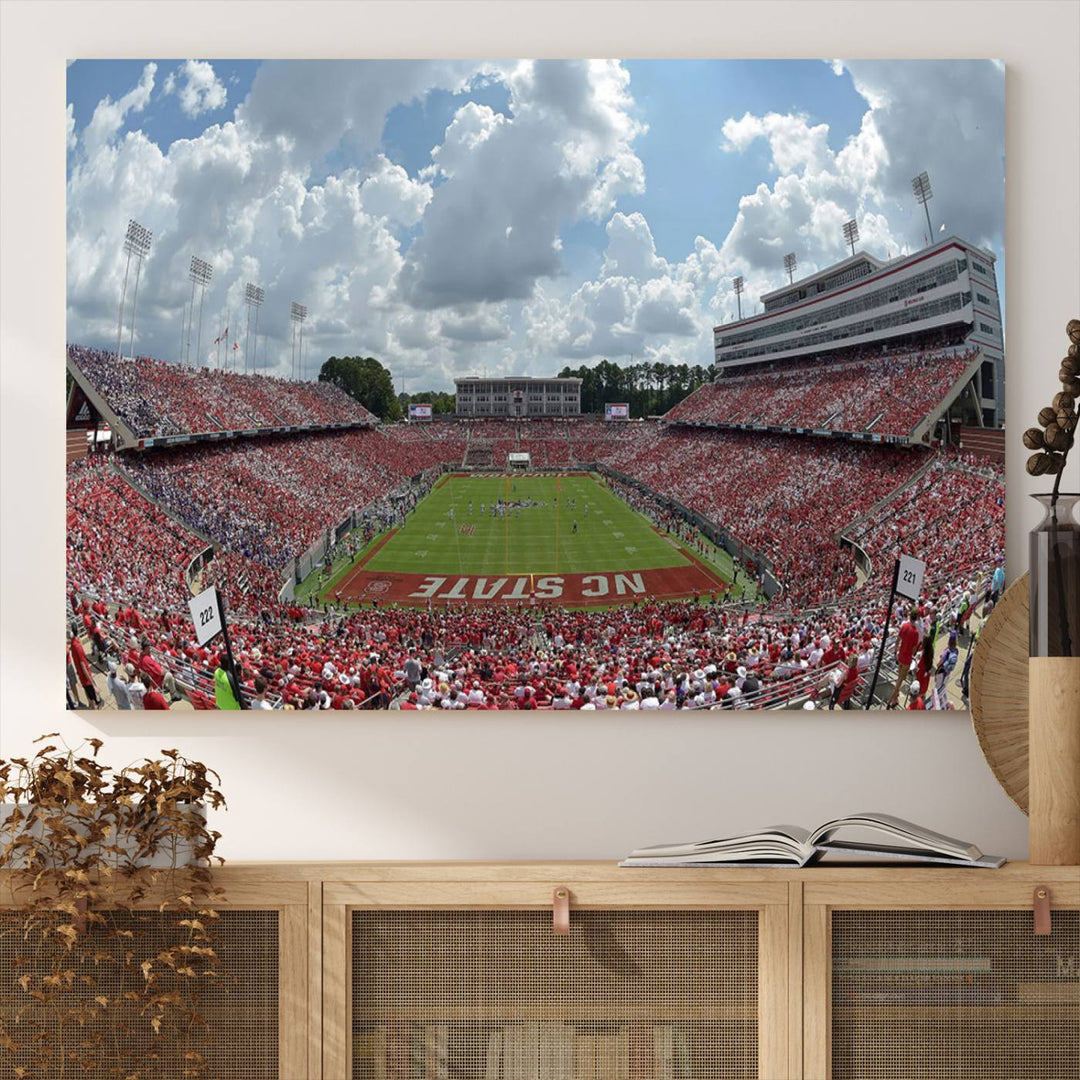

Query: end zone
left=330, top=560, right=727, bottom=608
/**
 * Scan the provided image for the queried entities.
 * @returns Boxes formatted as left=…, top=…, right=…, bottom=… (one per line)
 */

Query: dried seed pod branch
left=1025, top=319, right=1079, bottom=496
left=1026, top=320, right=1080, bottom=660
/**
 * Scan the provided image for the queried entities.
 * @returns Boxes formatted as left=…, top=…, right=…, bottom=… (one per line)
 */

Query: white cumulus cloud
left=397, top=59, right=646, bottom=310
left=164, top=59, right=228, bottom=118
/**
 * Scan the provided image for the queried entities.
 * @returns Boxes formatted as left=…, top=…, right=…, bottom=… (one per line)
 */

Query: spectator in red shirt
left=67, top=630, right=102, bottom=708
left=139, top=645, right=178, bottom=701
left=143, top=688, right=170, bottom=709
left=887, top=607, right=921, bottom=709
left=830, top=655, right=860, bottom=710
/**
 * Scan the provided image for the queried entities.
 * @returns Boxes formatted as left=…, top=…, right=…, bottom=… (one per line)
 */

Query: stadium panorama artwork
left=65, top=58, right=1006, bottom=713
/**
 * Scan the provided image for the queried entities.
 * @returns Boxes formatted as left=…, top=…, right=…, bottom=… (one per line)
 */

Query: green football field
left=365, top=473, right=690, bottom=576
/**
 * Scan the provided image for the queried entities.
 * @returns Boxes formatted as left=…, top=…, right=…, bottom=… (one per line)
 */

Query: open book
left=619, top=812, right=1006, bottom=868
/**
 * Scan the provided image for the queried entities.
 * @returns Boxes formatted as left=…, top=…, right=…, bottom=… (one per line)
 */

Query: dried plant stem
left=0, top=737, right=226, bottom=1080
left=1049, top=467, right=1073, bottom=657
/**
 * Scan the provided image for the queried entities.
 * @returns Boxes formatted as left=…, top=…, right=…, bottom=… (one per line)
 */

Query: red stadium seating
left=664, top=346, right=978, bottom=438
left=68, top=345, right=376, bottom=437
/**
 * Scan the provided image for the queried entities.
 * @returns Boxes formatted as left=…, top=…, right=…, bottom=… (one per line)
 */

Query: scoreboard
left=408, top=403, right=433, bottom=421
left=605, top=403, right=630, bottom=421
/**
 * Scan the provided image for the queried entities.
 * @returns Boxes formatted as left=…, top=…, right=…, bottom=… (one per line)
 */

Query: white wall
left=2, top=1, right=1078, bottom=863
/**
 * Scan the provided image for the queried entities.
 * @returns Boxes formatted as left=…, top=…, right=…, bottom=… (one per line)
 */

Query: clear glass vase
left=1029, top=492, right=1080, bottom=657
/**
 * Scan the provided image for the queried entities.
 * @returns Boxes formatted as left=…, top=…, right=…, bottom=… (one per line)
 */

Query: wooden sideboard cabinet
left=4, top=862, right=1077, bottom=1080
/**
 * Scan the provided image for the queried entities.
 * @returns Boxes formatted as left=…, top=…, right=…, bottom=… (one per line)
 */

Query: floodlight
left=243, top=282, right=265, bottom=374
left=912, top=170, right=934, bottom=241
left=117, top=219, right=152, bottom=361
left=186, top=256, right=214, bottom=365
left=842, top=219, right=859, bottom=258
left=290, top=302, right=308, bottom=380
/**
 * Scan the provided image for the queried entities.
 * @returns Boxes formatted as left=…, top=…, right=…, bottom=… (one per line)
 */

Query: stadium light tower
left=732, top=276, right=745, bottom=321
left=912, top=170, right=934, bottom=243
left=186, top=256, right=213, bottom=366
left=290, top=301, right=307, bottom=381
left=117, top=220, right=152, bottom=361
left=842, top=219, right=859, bottom=259
left=783, top=252, right=797, bottom=284
left=244, top=282, right=265, bottom=375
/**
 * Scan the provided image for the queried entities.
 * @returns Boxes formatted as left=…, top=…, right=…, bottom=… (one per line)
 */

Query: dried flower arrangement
left=1024, top=319, right=1079, bottom=483
left=0, top=736, right=226, bottom=1079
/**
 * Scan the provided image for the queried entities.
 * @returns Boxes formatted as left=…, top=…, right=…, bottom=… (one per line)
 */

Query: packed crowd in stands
left=600, top=427, right=929, bottom=607
left=70, top=538, right=986, bottom=711
left=383, top=421, right=468, bottom=461
left=119, top=429, right=460, bottom=569
left=516, top=420, right=573, bottom=467
left=68, top=345, right=376, bottom=438
left=664, top=345, right=978, bottom=437
left=457, top=420, right=521, bottom=439
left=67, top=457, right=205, bottom=613
left=66, top=353, right=1005, bottom=711
left=843, top=455, right=1005, bottom=599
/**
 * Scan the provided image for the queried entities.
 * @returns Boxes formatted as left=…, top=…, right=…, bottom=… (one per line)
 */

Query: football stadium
left=66, top=237, right=1006, bottom=712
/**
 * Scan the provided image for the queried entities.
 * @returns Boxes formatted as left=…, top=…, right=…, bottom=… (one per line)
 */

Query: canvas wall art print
left=64, top=58, right=1006, bottom=712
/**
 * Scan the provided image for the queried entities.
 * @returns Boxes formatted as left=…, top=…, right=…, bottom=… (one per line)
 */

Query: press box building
left=712, top=236, right=1004, bottom=427
left=454, top=376, right=583, bottom=417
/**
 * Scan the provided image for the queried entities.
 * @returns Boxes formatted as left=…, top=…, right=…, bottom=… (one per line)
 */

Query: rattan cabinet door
left=804, top=874, right=1080, bottom=1080
left=324, top=876, right=791, bottom=1080
left=0, top=907, right=288, bottom=1080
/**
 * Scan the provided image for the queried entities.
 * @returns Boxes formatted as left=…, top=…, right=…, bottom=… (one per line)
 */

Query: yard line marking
left=554, top=474, right=561, bottom=575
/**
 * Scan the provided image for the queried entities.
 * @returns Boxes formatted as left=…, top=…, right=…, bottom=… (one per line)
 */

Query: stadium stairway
left=66, top=429, right=89, bottom=462
left=958, top=426, right=1005, bottom=462
left=908, top=349, right=987, bottom=444
left=463, top=440, right=494, bottom=468
left=832, top=451, right=938, bottom=542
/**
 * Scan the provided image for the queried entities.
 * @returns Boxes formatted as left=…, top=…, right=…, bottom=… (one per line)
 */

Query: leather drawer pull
left=553, top=887, right=570, bottom=935
left=1033, top=886, right=1052, bottom=936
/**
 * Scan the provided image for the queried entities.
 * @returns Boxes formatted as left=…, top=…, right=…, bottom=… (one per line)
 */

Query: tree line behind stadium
left=321, top=354, right=718, bottom=420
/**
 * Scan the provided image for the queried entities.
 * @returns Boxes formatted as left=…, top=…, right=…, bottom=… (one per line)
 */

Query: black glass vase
left=1029, top=492, right=1080, bottom=658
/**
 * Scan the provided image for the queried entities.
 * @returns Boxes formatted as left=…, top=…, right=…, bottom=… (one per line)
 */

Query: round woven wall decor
left=970, top=572, right=1029, bottom=814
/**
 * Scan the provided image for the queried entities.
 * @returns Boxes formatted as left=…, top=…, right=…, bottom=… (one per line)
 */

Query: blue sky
left=67, top=59, right=259, bottom=155
left=65, top=58, right=1005, bottom=389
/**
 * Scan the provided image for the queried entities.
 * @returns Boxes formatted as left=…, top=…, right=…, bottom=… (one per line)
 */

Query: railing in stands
left=677, top=660, right=846, bottom=711
left=71, top=594, right=284, bottom=709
